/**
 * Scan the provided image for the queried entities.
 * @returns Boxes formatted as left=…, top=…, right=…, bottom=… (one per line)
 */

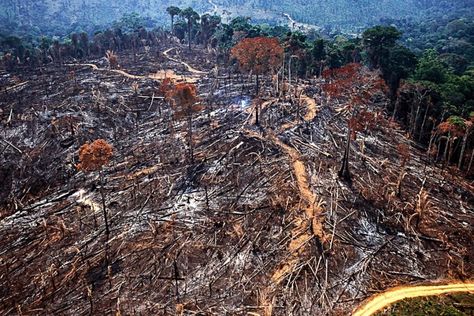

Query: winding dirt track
left=279, top=93, right=318, bottom=131
left=352, top=282, right=474, bottom=316
left=244, top=92, right=323, bottom=308
left=66, top=47, right=206, bottom=83
left=267, top=131, right=325, bottom=286
left=162, top=47, right=208, bottom=75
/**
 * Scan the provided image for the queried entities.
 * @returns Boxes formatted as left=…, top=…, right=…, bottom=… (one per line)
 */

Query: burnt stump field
left=0, top=41, right=473, bottom=315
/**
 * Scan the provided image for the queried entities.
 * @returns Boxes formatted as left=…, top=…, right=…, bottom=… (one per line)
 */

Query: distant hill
left=1, top=0, right=473, bottom=36
left=0, top=0, right=211, bottom=36
left=211, top=0, right=474, bottom=29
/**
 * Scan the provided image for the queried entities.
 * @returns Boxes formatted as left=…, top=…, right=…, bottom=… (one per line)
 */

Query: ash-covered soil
left=0, top=43, right=472, bottom=315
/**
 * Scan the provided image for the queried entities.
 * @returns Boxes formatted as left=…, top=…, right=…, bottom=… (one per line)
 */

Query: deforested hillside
left=1, top=41, right=472, bottom=315
left=1, top=3, right=473, bottom=316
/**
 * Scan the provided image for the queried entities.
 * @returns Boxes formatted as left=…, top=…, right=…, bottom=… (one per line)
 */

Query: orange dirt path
left=352, top=281, right=474, bottom=316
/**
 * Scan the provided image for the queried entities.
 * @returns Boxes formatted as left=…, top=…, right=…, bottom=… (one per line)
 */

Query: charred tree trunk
left=427, top=127, right=436, bottom=161
left=255, top=101, right=260, bottom=126
left=188, top=113, right=194, bottom=163
left=442, top=133, right=450, bottom=166
left=281, top=58, right=285, bottom=97
left=418, top=104, right=430, bottom=142
left=255, top=73, right=260, bottom=96
left=458, top=128, right=471, bottom=170
left=338, top=127, right=352, bottom=182
left=99, top=171, right=110, bottom=240
left=171, top=15, right=175, bottom=35
left=388, top=79, right=399, bottom=112
left=410, top=103, right=422, bottom=138
left=188, top=22, right=192, bottom=51
left=448, top=137, right=457, bottom=167
left=255, top=74, right=260, bottom=126
left=468, top=149, right=474, bottom=174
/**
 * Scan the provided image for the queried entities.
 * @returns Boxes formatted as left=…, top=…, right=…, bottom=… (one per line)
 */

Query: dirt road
left=66, top=47, right=206, bottom=83
left=352, top=282, right=474, bottom=316
left=243, top=92, right=323, bottom=291
left=162, top=48, right=208, bottom=75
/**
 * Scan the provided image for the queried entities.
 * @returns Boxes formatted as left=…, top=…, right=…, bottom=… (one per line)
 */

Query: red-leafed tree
left=159, top=78, right=175, bottom=97
left=167, top=83, right=202, bottom=162
left=77, top=139, right=113, bottom=237
left=323, top=63, right=387, bottom=181
left=231, top=37, right=284, bottom=125
left=77, top=139, right=113, bottom=172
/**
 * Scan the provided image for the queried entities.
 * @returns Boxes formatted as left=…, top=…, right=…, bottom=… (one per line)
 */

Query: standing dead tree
left=396, top=143, right=410, bottom=196
left=436, top=116, right=466, bottom=167
left=106, top=50, right=119, bottom=69
left=323, top=63, right=386, bottom=182
left=167, top=83, right=202, bottom=163
left=77, top=139, right=113, bottom=238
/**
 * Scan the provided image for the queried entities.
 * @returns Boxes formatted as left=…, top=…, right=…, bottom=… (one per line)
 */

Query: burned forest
left=1, top=4, right=474, bottom=316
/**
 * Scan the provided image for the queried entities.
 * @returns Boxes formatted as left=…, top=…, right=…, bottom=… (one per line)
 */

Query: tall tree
left=363, top=26, right=416, bottom=108
left=166, top=6, right=181, bottom=35
left=458, top=113, right=474, bottom=170
left=79, top=32, right=89, bottom=57
left=71, top=33, right=79, bottom=58
left=436, top=116, right=466, bottom=166
left=323, top=63, right=386, bottom=182
left=362, top=25, right=401, bottom=69
left=284, top=31, right=308, bottom=79
left=231, top=37, right=284, bottom=125
left=180, top=7, right=200, bottom=51
left=310, top=38, right=326, bottom=77
left=200, top=14, right=221, bottom=47
left=381, top=45, right=417, bottom=107
left=167, top=83, right=202, bottom=162
left=77, top=139, right=113, bottom=238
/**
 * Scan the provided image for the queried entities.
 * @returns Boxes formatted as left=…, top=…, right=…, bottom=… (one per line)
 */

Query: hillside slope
left=0, top=42, right=472, bottom=315
left=1, top=0, right=473, bottom=36
left=0, top=0, right=210, bottom=36
left=213, top=0, right=473, bottom=26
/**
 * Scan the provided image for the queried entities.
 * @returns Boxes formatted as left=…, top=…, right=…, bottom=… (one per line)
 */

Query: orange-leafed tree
left=231, top=37, right=284, bottom=125
left=158, top=77, right=176, bottom=117
left=77, top=139, right=113, bottom=237
left=159, top=77, right=175, bottom=98
left=323, top=63, right=387, bottom=181
left=167, top=83, right=202, bottom=163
